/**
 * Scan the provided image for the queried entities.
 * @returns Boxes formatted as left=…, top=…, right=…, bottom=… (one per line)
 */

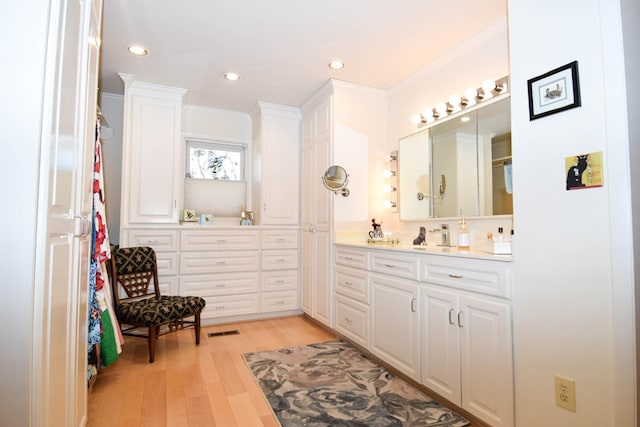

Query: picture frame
left=527, top=61, right=581, bottom=121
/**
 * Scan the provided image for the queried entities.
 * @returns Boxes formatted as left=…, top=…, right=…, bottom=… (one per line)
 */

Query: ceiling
left=99, top=0, right=507, bottom=113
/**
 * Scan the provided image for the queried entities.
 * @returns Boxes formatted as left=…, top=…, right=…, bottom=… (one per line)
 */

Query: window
left=186, top=139, right=244, bottom=181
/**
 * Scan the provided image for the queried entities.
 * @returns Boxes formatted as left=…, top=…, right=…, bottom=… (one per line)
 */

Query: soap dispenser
left=457, top=218, right=470, bottom=250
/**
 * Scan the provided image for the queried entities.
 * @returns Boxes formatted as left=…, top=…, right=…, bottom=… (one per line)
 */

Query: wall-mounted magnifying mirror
left=322, top=165, right=350, bottom=197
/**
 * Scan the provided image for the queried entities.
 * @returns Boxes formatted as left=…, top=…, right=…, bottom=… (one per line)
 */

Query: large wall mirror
left=398, top=95, right=511, bottom=220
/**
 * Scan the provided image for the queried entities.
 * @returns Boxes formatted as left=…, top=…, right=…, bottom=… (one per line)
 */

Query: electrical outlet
left=555, top=375, right=576, bottom=412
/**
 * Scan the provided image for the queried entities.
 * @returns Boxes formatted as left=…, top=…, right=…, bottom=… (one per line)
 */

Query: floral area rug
left=243, top=340, right=469, bottom=427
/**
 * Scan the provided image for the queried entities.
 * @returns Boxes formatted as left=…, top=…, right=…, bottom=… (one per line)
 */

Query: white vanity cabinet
left=370, top=251, right=421, bottom=382
left=260, top=229, right=299, bottom=313
left=334, top=247, right=370, bottom=348
left=251, top=102, right=301, bottom=225
left=179, top=229, right=260, bottom=319
left=421, top=256, right=514, bottom=427
left=121, top=228, right=179, bottom=295
left=119, top=75, right=186, bottom=226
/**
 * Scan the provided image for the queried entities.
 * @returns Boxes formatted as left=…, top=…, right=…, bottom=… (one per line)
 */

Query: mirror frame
left=322, top=165, right=350, bottom=197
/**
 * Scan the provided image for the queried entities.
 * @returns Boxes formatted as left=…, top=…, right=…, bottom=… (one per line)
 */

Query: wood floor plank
left=87, top=315, right=479, bottom=426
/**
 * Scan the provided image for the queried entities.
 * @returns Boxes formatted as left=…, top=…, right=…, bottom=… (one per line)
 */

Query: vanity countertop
left=335, top=241, right=513, bottom=262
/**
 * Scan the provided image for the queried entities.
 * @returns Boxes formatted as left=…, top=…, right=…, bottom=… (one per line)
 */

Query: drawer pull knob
left=344, top=281, right=353, bottom=286
left=345, top=317, right=353, bottom=323
left=449, top=274, right=463, bottom=279
left=449, top=309, right=455, bottom=325
left=217, top=261, right=227, bottom=265
left=345, top=256, right=353, bottom=260
left=385, top=263, right=395, bottom=268
left=215, top=305, right=225, bottom=310
left=275, top=300, right=285, bottom=305
left=217, top=239, right=227, bottom=243
left=411, top=298, right=417, bottom=312
left=275, top=280, right=285, bottom=283
left=145, top=240, right=159, bottom=243
left=215, top=284, right=226, bottom=288
left=276, top=238, right=286, bottom=242
left=458, top=311, right=464, bottom=327
left=276, top=258, right=286, bottom=262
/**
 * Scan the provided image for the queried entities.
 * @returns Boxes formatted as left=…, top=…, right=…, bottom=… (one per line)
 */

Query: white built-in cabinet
left=334, top=244, right=514, bottom=427
left=300, top=88, right=333, bottom=326
left=421, top=256, right=514, bottom=427
left=250, top=102, right=301, bottom=225
left=370, top=252, right=421, bottom=382
left=119, top=74, right=186, bottom=226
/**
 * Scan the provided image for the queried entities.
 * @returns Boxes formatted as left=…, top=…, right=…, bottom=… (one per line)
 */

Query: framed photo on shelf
left=527, top=61, right=581, bottom=121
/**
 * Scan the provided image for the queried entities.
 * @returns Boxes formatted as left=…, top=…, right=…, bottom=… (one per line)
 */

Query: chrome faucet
left=441, top=224, right=450, bottom=246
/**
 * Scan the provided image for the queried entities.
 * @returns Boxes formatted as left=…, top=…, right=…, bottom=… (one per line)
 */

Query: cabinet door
left=261, top=114, right=300, bottom=224
left=459, top=295, right=514, bottom=427
left=300, top=228, right=314, bottom=315
left=371, top=274, right=420, bottom=381
left=122, top=81, right=185, bottom=225
left=421, top=286, right=461, bottom=406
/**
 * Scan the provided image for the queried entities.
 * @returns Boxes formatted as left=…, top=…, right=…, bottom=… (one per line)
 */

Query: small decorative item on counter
left=368, top=218, right=384, bottom=240
left=183, top=209, right=197, bottom=222
left=413, top=226, right=427, bottom=245
left=199, top=213, right=213, bottom=225
left=240, top=211, right=254, bottom=226
left=457, top=218, right=470, bottom=250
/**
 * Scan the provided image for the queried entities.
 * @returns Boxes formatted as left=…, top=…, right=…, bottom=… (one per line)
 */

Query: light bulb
left=383, top=200, right=396, bottom=209
left=482, top=79, right=497, bottom=93
left=422, top=109, right=434, bottom=119
left=382, top=169, right=395, bottom=178
left=449, top=94, right=462, bottom=107
left=435, top=102, right=448, bottom=115
left=383, top=184, right=396, bottom=193
left=411, top=114, right=422, bottom=125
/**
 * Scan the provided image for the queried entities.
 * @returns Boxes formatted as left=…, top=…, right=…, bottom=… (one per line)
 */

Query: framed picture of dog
left=528, top=61, right=581, bottom=121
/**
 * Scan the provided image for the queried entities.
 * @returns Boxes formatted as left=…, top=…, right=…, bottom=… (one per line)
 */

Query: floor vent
left=208, top=330, right=240, bottom=337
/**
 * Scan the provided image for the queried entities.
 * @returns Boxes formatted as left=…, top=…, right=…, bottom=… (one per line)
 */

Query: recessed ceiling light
left=328, top=60, right=345, bottom=70
left=461, top=116, right=472, bottom=122
left=224, top=72, right=240, bottom=81
left=128, top=45, right=148, bottom=56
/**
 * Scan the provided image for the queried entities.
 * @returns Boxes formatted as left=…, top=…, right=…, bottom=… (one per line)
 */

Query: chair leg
left=195, top=313, right=201, bottom=345
left=148, top=325, right=158, bottom=363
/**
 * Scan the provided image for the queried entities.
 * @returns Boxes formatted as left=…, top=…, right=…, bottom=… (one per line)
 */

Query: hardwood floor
left=87, top=316, right=335, bottom=427
left=87, top=315, right=483, bottom=427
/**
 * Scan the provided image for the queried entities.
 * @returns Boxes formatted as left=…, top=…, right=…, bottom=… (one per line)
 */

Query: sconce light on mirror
left=322, top=165, right=350, bottom=197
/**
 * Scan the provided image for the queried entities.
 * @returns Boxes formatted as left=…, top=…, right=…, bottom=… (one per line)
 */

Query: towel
left=504, top=163, right=513, bottom=194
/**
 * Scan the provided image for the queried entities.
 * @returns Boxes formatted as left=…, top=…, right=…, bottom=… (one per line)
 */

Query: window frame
left=185, top=138, right=245, bottom=181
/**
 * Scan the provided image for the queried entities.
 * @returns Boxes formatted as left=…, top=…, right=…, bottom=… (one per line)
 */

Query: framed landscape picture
left=528, top=61, right=581, bottom=120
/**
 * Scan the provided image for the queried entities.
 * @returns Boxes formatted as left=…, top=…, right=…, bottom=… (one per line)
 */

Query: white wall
left=509, top=0, right=636, bottom=425
left=99, top=93, right=124, bottom=244
left=182, top=105, right=252, bottom=219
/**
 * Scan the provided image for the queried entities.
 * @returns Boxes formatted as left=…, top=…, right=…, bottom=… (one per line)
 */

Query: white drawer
left=261, top=270, right=298, bottom=291
left=156, top=252, right=178, bottom=276
left=156, top=275, right=178, bottom=296
left=201, top=294, right=259, bottom=319
left=335, top=266, right=369, bottom=304
left=180, top=229, right=260, bottom=251
left=370, top=252, right=419, bottom=280
left=261, top=250, right=299, bottom=270
left=180, top=251, right=259, bottom=274
left=261, top=230, right=299, bottom=249
left=180, top=272, right=259, bottom=296
left=420, top=256, right=511, bottom=299
left=334, top=294, right=370, bottom=349
left=335, top=247, right=369, bottom=270
left=124, top=229, right=179, bottom=252
left=261, top=290, right=299, bottom=313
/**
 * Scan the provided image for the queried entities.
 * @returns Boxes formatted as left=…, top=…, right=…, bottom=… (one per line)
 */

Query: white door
left=370, top=274, right=420, bottom=381
left=33, top=0, right=101, bottom=426
left=459, top=295, right=514, bottom=427
left=421, top=286, right=462, bottom=405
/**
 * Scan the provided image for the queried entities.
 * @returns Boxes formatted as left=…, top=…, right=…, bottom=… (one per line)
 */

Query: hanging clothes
left=88, top=120, right=123, bottom=383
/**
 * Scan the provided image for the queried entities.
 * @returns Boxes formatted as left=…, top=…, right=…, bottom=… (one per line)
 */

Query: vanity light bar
left=411, top=76, right=509, bottom=126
